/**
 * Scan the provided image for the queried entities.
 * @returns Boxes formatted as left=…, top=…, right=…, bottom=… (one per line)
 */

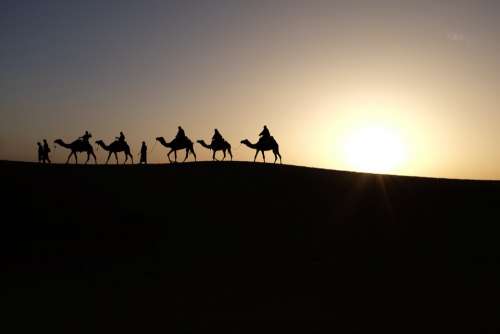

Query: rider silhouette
left=79, top=131, right=92, bottom=143
left=139, top=141, right=147, bottom=164
left=37, top=142, right=44, bottom=163
left=116, top=131, right=125, bottom=143
left=259, top=125, right=271, bottom=144
left=175, top=126, right=186, bottom=142
left=43, top=139, right=51, bottom=163
left=212, top=129, right=223, bottom=145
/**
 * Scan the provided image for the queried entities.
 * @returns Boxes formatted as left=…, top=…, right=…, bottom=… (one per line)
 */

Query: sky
left=2, top=0, right=500, bottom=179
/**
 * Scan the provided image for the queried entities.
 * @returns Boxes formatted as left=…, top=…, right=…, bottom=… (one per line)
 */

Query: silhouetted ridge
left=2, top=160, right=500, bottom=333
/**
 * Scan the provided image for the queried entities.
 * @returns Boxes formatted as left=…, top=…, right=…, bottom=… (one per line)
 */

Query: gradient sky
left=2, top=0, right=500, bottom=179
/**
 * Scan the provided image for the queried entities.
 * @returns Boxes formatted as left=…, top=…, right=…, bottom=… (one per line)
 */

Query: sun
left=342, top=125, right=407, bottom=174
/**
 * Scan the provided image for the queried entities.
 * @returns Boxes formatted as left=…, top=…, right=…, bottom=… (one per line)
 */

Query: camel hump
left=112, top=139, right=128, bottom=147
left=181, top=136, right=193, bottom=145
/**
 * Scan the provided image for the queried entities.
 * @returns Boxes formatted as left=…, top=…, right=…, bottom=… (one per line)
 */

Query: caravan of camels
left=47, top=126, right=282, bottom=165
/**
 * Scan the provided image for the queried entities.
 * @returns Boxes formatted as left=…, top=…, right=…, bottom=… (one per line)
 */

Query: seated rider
left=115, top=131, right=125, bottom=144
left=212, top=128, right=223, bottom=145
left=175, top=126, right=186, bottom=143
left=79, top=130, right=92, bottom=143
left=258, top=125, right=271, bottom=144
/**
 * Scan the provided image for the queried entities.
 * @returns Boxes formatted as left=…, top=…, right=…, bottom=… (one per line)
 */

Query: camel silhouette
left=95, top=140, right=134, bottom=164
left=156, top=136, right=196, bottom=163
left=54, top=139, right=97, bottom=164
left=197, top=139, right=232, bottom=161
left=241, top=137, right=282, bottom=163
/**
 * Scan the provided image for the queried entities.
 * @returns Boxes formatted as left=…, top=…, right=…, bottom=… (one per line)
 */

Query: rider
left=79, top=130, right=92, bottom=143
left=259, top=125, right=271, bottom=143
left=116, top=131, right=125, bottom=143
left=175, top=126, right=186, bottom=142
left=212, top=128, right=223, bottom=145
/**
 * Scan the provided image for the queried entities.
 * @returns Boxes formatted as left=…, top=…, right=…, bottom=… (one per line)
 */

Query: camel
left=241, top=137, right=282, bottom=163
left=95, top=140, right=134, bottom=164
left=156, top=136, right=196, bottom=163
left=197, top=139, right=232, bottom=161
left=54, top=139, right=97, bottom=164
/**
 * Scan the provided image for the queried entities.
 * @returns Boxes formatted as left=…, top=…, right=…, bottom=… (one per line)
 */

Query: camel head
left=95, top=140, right=105, bottom=146
left=196, top=140, right=205, bottom=144
left=54, top=139, right=64, bottom=146
left=156, top=137, right=169, bottom=146
left=241, top=139, right=250, bottom=145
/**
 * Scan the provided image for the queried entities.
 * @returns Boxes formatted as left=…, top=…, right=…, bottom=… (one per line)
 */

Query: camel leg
left=277, top=150, right=282, bottom=164
left=85, top=152, right=90, bottom=164
left=228, top=148, right=232, bottom=161
left=129, top=153, right=133, bottom=164
left=66, top=152, right=72, bottom=164
left=221, top=149, right=226, bottom=161
left=167, top=150, right=173, bottom=163
left=191, top=147, right=196, bottom=161
left=254, top=150, right=259, bottom=162
left=74, top=152, right=78, bottom=164
left=91, top=151, right=97, bottom=164
left=106, top=152, right=112, bottom=164
left=213, top=150, right=217, bottom=161
left=174, top=150, right=178, bottom=162
left=124, top=152, right=128, bottom=164
left=114, top=152, right=119, bottom=164
left=261, top=150, right=265, bottom=163
left=183, top=149, right=189, bottom=162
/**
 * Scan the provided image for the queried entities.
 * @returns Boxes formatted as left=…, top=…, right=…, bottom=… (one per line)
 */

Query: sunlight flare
left=342, top=125, right=408, bottom=174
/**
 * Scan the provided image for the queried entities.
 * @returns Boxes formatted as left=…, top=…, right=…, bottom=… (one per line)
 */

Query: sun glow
left=342, top=125, right=408, bottom=174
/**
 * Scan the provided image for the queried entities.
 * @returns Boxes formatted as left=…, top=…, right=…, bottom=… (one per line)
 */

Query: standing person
left=37, top=142, right=44, bottom=163
left=139, top=141, right=147, bottom=164
left=43, top=139, right=51, bottom=163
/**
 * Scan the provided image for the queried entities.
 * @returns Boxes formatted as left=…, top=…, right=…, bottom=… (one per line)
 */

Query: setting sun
left=342, top=125, right=408, bottom=174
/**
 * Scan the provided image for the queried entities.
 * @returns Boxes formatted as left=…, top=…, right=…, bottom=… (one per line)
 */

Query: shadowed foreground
left=2, top=161, right=500, bottom=333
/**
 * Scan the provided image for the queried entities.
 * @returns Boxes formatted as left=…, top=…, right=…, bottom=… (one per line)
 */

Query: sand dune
left=2, top=160, right=499, bottom=333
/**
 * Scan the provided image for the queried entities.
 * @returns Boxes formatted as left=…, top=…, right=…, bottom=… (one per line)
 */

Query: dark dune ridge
left=2, top=160, right=500, bottom=333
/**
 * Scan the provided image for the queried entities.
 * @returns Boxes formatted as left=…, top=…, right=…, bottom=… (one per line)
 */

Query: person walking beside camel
left=43, top=139, right=51, bottom=163
left=37, top=142, right=44, bottom=163
left=139, top=141, right=147, bottom=164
